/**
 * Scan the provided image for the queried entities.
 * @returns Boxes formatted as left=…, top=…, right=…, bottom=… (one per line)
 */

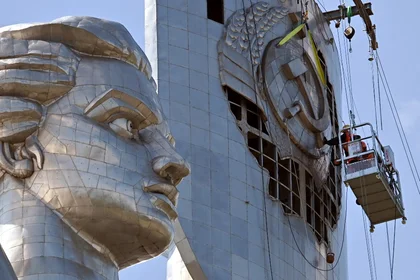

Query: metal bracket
left=323, top=2, right=373, bottom=21
left=323, top=1, right=378, bottom=50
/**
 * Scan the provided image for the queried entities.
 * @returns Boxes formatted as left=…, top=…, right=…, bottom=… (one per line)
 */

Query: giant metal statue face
left=0, top=17, right=190, bottom=268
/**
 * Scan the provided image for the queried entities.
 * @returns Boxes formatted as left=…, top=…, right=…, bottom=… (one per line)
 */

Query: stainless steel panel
left=0, top=16, right=190, bottom=280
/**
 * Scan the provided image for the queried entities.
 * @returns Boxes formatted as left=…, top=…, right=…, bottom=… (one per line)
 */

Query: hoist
left=323, top=0, right=378, bottom=51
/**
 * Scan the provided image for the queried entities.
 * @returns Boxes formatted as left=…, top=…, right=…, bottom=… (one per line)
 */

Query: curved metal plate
left=262, top=37, right=330, bottom=158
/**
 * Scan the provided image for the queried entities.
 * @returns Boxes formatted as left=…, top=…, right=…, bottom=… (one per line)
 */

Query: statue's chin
left=59, top=204, right=174, bottom=268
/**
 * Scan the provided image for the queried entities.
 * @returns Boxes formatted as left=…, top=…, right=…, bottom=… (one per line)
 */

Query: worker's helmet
left=342, top=124, right=351, bottom=131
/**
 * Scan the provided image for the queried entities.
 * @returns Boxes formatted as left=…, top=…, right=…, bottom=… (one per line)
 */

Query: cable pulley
left=344, top=26, right=356, bottom=40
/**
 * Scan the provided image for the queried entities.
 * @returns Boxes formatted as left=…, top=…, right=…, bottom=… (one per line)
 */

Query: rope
left=343, top=31, right=365, bottom=133
left=313, top=1, right=333, bottom=42
left=240, top=0, right=274, bottom=279
left=265, top=62, right=348, bottom=273
left=335, top=28, right=352, bottom=126
left=243, top=0, right=351, bottom=275
left=370, top=58, right=379, bottom=134
left=362, top=211, right=376, bottom=280
left=391, top=215, right=397, bottom=279
left=385, top=207, right=398, bottom=280
left=365, top=53, right=402, bottom=278
left=364, top=32, right=411, bottom=280
left=359, top=174, right=378, bottom=280
left=359, top=173, right=378, bottom=280
left=375, top=51, right=420, bottom=195
left=390, top=206, right=398, bottom=280
left=337, top=24, right=364, bottom=132
left=339, top=23, right=383, bottom=280
left=317, top=0, right=327, bottom=10
left=385, top=202, right=398, bottom=280
left=343, top=32, right=354, bottom=114
left=376, top=57, right=383, bottom=130
left=386, top=223, right=392, bottom=276
left=274, top=31, right=342, bottom=258
left=264, top=66, right=326, bottom=273
left=377, top=51, right=420, bottom=181
left=369, top=229, right=378, bottom=280
left=337, top=4, right=405, bottom=280
left=271, top=2, right=356, bottom=274
left=343, top=33, right=353, bottom=111
left=284, top=123, right=349, bottom=272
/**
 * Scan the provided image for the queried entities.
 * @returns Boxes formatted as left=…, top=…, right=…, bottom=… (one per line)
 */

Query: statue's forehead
left=0, top=16, right=152, bottom=79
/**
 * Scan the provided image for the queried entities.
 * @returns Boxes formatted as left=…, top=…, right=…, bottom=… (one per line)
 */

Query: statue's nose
left=152, top=155, right=190, bottom=186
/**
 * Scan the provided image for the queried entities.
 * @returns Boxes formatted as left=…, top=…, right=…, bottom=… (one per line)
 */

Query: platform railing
left=337, top=123, right=405, bottom=214
left=392, top=171, right=404, bottom=212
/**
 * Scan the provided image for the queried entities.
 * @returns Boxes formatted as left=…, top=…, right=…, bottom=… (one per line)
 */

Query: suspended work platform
left=338, top=123, right=406, bottom=229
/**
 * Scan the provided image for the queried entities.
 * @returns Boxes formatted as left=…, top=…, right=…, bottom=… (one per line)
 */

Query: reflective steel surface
left=0, top=16, right=190, bottom=279
left=145, top=0, right=348, bottom=279
left=0, top=244, right=16, bottom=280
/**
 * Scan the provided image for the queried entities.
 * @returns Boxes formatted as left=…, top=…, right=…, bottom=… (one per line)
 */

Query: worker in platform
left=323, top=124, right=373, bottom=166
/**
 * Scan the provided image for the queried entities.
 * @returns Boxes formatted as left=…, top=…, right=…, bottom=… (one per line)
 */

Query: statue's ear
left=0, top=97, right=44, bottom=179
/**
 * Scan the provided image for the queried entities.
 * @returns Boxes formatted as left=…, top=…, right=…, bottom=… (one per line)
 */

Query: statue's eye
left=109, top=118, right=133, bottom=139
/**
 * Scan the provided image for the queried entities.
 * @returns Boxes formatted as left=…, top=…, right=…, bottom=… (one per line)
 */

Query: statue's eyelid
left=84, top=89, right=159, bottom=131
left=85, top=102, right=154, bottom=131
left=166, top=133, right=175, bottom=147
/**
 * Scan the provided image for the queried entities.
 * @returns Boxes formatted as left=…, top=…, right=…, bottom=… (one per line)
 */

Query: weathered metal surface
left=0, top=244, right=16, bottom=280
left=0, top=16, right=190, bottom=279
left=145, top=0, right=349, bottom=280
left=218, top=0, right=342, bottom=191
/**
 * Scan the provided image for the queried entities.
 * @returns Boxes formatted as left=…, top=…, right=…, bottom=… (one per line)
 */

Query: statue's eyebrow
left=84, top=88, right=160, bottom=130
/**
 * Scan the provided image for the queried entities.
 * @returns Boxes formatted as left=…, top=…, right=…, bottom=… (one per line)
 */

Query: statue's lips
left=143, top=183, right=179, bottom=220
